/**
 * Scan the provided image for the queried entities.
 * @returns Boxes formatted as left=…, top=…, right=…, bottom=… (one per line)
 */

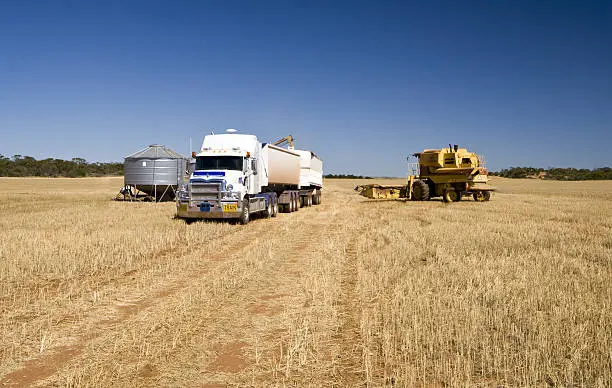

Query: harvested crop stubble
left=0, top=176, right=610, bottom=387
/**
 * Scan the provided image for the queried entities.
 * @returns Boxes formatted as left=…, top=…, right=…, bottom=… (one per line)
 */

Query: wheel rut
left=334, top=227, right=367, bottom=386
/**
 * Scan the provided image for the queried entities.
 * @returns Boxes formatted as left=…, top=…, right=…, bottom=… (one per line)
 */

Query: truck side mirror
left=251, top=158, right=258, bottom=175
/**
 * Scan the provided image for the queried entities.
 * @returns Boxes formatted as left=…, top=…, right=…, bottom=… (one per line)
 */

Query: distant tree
left=0, top=156, right=123, bottom=177
left=492, top=166, right=612, bottom=180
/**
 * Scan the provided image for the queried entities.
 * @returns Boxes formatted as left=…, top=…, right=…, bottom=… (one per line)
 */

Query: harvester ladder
left=406, top=155, right=420, bottom=200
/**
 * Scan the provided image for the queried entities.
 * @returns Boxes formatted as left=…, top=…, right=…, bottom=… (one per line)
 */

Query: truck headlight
left=177, top=184, right=189, bottom=200
left=178, top=190, right=189, bottom=200
left=227, top=184, right=234, bottom=191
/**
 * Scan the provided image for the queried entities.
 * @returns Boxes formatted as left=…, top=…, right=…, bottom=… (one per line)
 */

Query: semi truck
left=176, top=130, right=323, bottom=224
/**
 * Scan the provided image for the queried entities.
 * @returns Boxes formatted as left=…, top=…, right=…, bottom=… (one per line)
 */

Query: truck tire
left=272, top=201, right=279, bottom=217
left=308, top=195, right=312, bottom=206
left=293, top=194, right=299, bottom=211
left=265, top=200, right=273, bottom=218
left=412, top=180, right=429, bottom=201
left=443, top=188, right=461, bottom=203
left=239, top=199, right=250, bottom=225
left=299, top=196, right=304, bottom=208
left=473, top=191, right=491, bottom=202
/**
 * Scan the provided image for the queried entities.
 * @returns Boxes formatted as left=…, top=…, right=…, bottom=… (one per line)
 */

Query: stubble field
left=0, top=176, right=610, bottom=387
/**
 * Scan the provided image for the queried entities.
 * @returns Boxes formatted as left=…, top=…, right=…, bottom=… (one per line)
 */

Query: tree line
left=324, top=173, right=373, bottom=179
left=491, top=167, right=612, bottom=180
left=0, top=155, right=123, bottom=177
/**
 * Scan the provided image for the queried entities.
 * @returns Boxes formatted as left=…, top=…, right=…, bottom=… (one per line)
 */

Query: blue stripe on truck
left=193, top=171, right=225, bottom=176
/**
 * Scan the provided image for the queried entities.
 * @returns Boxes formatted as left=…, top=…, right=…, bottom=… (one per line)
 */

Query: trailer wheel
left=299, top=196, right=304, bottom=208
left=412, top=180, right=429, bottom=201
left=443, top=188, right=460, bottom=203
left=308, top=195, right=313, bottom=206
left=473, top=191, right=491, bottom=202
left=314, top=192, right=321, bottom=205
left=239, top=199, right=250, bottom=225
left=293, top=194, right=299, bottom=211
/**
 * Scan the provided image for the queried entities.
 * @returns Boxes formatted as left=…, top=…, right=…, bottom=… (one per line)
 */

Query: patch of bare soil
left=248, top=302, right=283, bottom=316
left=209, top=341, right=249, bottom=373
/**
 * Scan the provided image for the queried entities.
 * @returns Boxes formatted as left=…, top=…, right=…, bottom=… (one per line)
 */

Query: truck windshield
left=196, top=156, right=243, bottom=171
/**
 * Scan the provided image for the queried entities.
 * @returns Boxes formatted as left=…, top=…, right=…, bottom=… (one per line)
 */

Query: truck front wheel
left=265, top=200, right=273, bottom=218
left=239, top=199, right=250, bottom=225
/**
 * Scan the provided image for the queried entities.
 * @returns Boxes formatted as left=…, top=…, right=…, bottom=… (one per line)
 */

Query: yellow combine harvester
left=356, top=144, right=494, bottom=202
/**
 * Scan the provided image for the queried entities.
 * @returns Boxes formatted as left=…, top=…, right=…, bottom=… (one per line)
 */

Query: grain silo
left=124, top=144, right=187, bottom=201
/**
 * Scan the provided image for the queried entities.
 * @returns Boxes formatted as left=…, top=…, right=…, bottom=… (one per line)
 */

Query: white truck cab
left=195, top=133, right=265, bottom=196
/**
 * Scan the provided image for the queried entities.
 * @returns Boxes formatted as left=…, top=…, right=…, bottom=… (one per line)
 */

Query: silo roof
left=125, top=144, right=186, bottom=160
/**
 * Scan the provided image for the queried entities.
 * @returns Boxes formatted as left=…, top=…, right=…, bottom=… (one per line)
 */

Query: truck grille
left=189, top=182, right=222, bottom=205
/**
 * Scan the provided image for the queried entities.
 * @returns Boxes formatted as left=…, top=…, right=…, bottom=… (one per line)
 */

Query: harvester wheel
left=473, top=191, right=491, bottom=202
left=411, top=180, right=429, bottom=201
left=239, top=199, right=250, bottom=225
left=443, top=189, right=460, bottom=203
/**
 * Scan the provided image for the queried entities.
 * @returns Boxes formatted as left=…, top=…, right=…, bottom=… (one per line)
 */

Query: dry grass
left=0, top=176, right=610, bottom=387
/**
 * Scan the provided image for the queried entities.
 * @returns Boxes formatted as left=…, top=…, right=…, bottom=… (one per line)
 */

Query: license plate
left=199, top=203, right=211, bottom=212
left=222, top=203, right=238, bottom=212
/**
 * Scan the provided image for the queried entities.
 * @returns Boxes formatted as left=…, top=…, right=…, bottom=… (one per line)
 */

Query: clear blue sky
left=1, top=0, right=610, bottom=176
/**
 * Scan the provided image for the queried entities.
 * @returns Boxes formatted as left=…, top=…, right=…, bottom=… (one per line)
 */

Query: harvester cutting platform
left=356, top=144, right=494, bottom=202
